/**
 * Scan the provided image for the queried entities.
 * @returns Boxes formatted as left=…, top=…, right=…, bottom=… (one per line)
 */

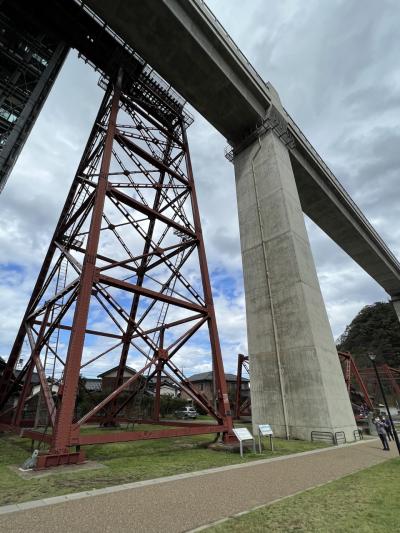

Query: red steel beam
left=0, top=87, right=113, bottom=407
left=382, top=364, right=400, bottom=399
left=181, top=124, right=234, bottom=439
left=50, top=70, right=123, bottom=455
left=21, top=429, right=53, bottom=444
left=338, top=351, right=373, bottom=410
left=350, top=357, right=374, bottom=410
left=235, top=354, right=245, bottom=419
left=107, top=186, right=196, bottom=238
left=135, top=419, right=219, bottom=428
left=75, top=357, right=155, bottom=427
left=78, top=424, right=227, bottom=445
left=34, top=320, right=123, bottom=340
left=115, top=131, right=188, bottom=186
left=98, top=274, right=206, bottom=314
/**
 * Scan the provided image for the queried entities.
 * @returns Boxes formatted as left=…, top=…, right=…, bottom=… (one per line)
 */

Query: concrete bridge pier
left=390, top=297, right=400, bottom=323
left=233, top=125, right=357, bottom=441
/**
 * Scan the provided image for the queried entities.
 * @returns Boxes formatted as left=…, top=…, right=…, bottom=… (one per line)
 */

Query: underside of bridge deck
left=85, top=0, right=400, bottom=298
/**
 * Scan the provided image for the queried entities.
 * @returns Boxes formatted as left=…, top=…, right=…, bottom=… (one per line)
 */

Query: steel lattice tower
left=0, top=66, right=234, bottom=468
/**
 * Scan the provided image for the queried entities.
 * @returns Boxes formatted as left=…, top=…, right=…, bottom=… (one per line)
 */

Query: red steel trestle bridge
left=0, top=39, right=235, bottom=467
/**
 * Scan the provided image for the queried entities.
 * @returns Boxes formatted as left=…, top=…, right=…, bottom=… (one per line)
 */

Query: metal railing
left=78, top=0, right=193, bottom=127
left=354, top=429, right=364, bottom=441
left=194, top=1, right=400, bottom=274
left=311, top=431, right=334, bottom=444
left=194, top=0, right=270, bottom=101
left=334, top=431, right=346, bottom=445
left=285, top=107, right=400, bottom=271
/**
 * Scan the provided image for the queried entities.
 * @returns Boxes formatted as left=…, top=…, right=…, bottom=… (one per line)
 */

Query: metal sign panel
left=233, top=427, right=253, bottom=441
left=259, top=424, right=273, bottom=436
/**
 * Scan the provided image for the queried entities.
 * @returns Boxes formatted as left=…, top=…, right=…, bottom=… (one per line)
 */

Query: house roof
left=0, top=358, right=41, bottom=385
left=188, top=371, right=249, bottom=383
left=160, top=378, right=180, bottom=389
left=97, top=365, right=137, bottom=378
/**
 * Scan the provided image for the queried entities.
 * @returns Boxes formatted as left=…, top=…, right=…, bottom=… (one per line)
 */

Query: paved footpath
left=1, top=439, right=397, bottom=533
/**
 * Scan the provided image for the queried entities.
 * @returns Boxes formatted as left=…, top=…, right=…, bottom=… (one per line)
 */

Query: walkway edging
left=187, top=457, right=381, bottom=532
left=0, top=438, right=377, bottom=516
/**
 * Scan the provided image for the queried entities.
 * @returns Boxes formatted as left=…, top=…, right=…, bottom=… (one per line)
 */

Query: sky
left=1, top=0, right=399, bottom=378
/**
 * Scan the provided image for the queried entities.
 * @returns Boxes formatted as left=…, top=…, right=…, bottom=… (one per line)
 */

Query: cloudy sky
left=1, top=0, right=399, bottom=377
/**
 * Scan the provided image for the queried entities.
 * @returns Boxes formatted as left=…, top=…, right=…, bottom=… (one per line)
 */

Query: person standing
left=375, top=418, right=390, bottom=451
left=382, top=416, right=394, bottom=441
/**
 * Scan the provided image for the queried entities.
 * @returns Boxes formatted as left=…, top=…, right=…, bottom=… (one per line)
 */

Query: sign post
left=258, top=424, right=274, bottom=453
left=233, top=427, right=256, bottom=457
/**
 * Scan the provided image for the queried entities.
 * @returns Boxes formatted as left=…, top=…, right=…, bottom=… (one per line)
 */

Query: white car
left=174, top=406, right=198, bottom=419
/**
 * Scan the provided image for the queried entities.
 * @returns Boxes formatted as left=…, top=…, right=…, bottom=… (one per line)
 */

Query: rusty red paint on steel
left=338, top=352, right=373, bottom=410
left=0, top=66, right=235, bottom=466
left=181, top=124, right=234, bottom=440
left=234, top=354, right=250, bottom=419
left=0, top=83, right=115, bottom=408
left=78, top=425, right=228, bottom=446
left=51, top=69, right=124, bottom=455
left=98, top=274, right=206, bottom=313
left=382, top=364, right=400, bottom=398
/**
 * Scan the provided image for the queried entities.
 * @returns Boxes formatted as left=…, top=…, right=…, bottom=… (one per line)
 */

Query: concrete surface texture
left=234, top=129, right=357, bottom=441
left=391, top=298, right=400, bottom=320
left=84, top=0, right=400, bottom=297
left=0, top=440, right=396, bottom=533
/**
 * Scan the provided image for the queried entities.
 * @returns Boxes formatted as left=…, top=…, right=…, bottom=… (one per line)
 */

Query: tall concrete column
left=391, top=297, right=400, bottom=323
left=233, top=129, right=357, bottom=441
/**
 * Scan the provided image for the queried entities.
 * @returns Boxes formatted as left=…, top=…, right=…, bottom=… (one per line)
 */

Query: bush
left=159, top=396, right=188, bottom=416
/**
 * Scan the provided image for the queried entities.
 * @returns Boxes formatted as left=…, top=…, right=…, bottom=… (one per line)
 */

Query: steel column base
left=222, top=431, right=238, bottom=445
left=36, top=450, right=86, bottom=470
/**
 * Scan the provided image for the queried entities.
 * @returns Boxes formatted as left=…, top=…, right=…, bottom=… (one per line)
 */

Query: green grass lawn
left=207, top=457, right=400, bottom=533
left=0, top=424, right=328, bottom=506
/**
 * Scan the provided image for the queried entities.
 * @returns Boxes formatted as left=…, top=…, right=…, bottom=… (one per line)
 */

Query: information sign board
left=258, top=423, right=274, bottom=452
left=259, top=424, right=273, bottom=436
left=233, top=427, right=253, bottom=441
left=233, top=427, right=255, bottom=457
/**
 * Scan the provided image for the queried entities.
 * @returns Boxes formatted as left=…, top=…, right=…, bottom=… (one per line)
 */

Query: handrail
left=311, top=431, right=334, bottom=444
left=194, top=0, right=270, bottom=101
left=334, top=431, right=346, bottom=445
left=194, top=0, right=400, bottom=275
left=354, top=429, right=363, bottom=441
left=78, top=0, right=193, bottom=127
left=285, top=107, right=400, bottom=272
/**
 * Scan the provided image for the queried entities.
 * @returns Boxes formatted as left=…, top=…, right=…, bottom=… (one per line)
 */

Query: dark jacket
left=374, top=420, right=387, bottom=436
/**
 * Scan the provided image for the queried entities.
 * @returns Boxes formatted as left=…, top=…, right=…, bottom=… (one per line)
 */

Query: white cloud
left=1, top=2, right=399, bottom=380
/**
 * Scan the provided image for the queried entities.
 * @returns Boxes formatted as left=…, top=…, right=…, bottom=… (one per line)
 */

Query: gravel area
left=1, top=439, right=396, bottom=533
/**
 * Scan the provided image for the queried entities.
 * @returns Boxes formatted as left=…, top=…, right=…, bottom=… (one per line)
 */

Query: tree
left=337, top=302, right=400, bottom=369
